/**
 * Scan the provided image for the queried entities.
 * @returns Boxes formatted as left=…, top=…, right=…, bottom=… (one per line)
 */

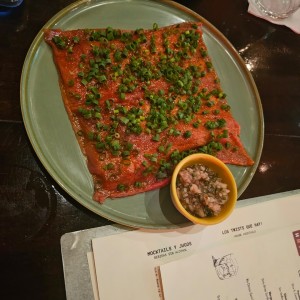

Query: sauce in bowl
left=176, top=163, right=230, bottom=218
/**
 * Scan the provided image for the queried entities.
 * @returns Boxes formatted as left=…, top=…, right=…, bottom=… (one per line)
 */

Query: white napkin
left=248, top=0, right=300, bottom=33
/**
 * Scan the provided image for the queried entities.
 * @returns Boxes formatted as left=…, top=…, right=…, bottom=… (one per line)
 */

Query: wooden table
left=1, top=0, right=299, bottom=299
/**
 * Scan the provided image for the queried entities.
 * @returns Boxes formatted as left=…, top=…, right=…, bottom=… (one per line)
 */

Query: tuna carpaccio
left=44, top=22, right=254, bottom=203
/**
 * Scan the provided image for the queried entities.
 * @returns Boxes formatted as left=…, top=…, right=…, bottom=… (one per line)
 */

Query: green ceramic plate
left=20, top=0, right=264, bottom=229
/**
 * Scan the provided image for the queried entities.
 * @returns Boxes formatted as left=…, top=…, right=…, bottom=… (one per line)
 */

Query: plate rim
left=20, top=0, right=264, bottom=229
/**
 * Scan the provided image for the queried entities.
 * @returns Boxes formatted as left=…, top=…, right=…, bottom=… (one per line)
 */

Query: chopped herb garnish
left=52, top=35, right=67, bottom=49
left=183, top=130, right=192, bottom=138
left=68, top=79, right=74, bottom=87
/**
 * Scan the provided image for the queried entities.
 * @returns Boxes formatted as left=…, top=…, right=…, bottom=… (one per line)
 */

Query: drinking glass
left=254, top=0, right=300, bottom=19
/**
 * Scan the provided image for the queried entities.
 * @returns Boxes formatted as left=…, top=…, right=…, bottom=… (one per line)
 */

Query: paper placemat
left=61, top=189, right=300, bottom=300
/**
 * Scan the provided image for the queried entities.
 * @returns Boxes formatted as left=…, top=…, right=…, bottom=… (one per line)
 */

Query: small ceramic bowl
left=170, top=153, right=237, bottom=225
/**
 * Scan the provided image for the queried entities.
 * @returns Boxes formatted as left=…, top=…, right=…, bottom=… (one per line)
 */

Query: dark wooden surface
left=1, top=0, right=299, bottom=299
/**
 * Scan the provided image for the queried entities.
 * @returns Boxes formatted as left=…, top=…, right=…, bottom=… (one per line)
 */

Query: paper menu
left=91, top=226, right=204, bottom=300
left=90, top=192, right=300, bottom=300
left=159, top=225, right=300, bottom=300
